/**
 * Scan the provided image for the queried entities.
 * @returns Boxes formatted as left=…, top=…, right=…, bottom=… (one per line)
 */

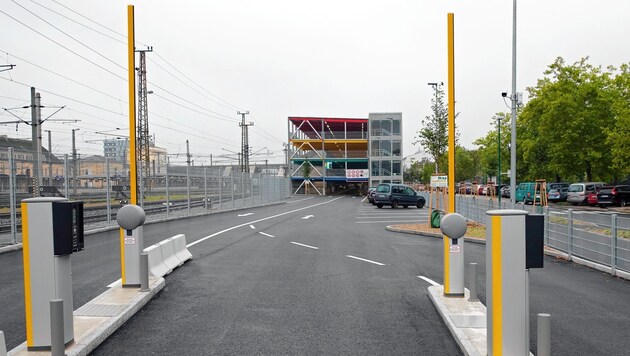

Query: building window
left=381, top=160, right=391, bottom=176
left=380, top=140, right=391, bottom=157
left=392, top=161, right=401, bottom=176
left=393, top=120, right=401, bottom=136
left=371, top=160, right=380, bottom=176
left=370, top=140, right=380, bottom=157
left=392, top=141, right=401, bottom=156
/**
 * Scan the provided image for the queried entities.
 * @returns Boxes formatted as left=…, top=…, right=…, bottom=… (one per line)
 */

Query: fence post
left=219, top=172, right=222, bottom=211
left=106, top=157, right=111, bottom=223
left=165, top=161, right=170, bottom=218
left=251, top=173, right=254, bottom=207
left=567, top=209, right=573, bottom=260
left=203, top=167, right=208, bottom=210
left=186, top=161, right=191, bottom=214
left=611, top=213, right=617, bottom=276
left=8, top=147, right=17, bottom=245
left=64, top=154, right=69, bottom=199
left=241, top=171, right=245, bottom=208
left=50, top=299, right=64, bottom=356
left=231, top=169, right=235, bottom=209
left=544, top=206, right=549, bottom=245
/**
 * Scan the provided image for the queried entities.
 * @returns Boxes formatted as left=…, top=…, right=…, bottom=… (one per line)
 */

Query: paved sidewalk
left=9, top=277, right=164, bottom=356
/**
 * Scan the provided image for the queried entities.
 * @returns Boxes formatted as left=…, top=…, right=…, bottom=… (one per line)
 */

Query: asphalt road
left=2, top=196, right=630, bottom=354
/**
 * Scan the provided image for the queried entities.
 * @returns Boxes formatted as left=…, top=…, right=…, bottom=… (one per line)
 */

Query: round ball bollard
left=440, top=213, right=467, bottom=241
left=116, top=204, right=146, bottom=231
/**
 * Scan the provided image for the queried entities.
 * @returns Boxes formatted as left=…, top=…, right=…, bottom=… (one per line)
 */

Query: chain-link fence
left=0, top=153, right=290, bottom=246
left=419, top=192, right=630, bottom=276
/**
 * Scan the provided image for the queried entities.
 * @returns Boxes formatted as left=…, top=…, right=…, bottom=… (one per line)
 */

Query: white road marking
left=286, top=197, right=314, bottom=204
left=302, top=215, right=314, bottom=220
left=187, top=196, right=343, bottom=248
left=238, top=213, right=254, bottom=217
left=346, top=255, right=385, bottom=266
left=107, top=279, right=122, bottom=288
left=418, top=276, right=439, bottom=286
left=250, top=225, right=256, bottom=229
left=291, top=242, right=319, bottom=250
left=259, top=232, right=275, bottom=237
left=356, top=220, right=425, bottom=224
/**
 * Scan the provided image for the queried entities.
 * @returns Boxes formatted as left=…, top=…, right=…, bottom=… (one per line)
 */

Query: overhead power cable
left=11, top=0, right=126, bottom=72
left=0, top=9, right=125, bottom=81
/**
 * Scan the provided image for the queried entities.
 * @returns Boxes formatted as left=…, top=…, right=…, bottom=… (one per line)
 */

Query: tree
left=607, top=63, right=630, bottom=178
left=519, top=57, right=617, bottom=182
left=414, top=84, right=457, bottom=173
left=473, top=113, right=511, bottom=183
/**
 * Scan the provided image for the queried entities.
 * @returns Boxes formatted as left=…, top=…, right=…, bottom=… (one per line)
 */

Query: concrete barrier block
left=172, top=234, right=193, bottom=263
left=160, top=238, right=182, bottom=270
left=144, top=244, right=170, bottom=277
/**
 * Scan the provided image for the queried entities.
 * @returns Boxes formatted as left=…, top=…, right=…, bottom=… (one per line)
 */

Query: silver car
left=567, top=182, right=606, bottom=205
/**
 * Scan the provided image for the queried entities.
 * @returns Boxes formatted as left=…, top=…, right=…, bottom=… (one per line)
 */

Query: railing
left=418, top=192, right=630, bottom=276
left=0, top=167, right=291, bottom=246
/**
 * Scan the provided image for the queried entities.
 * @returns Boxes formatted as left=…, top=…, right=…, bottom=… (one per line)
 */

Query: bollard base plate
left=444, top=293, right=465, bottom=298
left=122, top=284, right=141, bottom=288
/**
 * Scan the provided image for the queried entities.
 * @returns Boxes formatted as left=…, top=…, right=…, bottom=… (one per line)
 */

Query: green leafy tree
left=414, top=84, right=458, bottom=173
left=519, top=57, right=617, bottom=182
left=403, top=161, right=423, bottom=183
left=607, top=63, right=630, bottom=178
left=473, top=113, right=511, bottom=183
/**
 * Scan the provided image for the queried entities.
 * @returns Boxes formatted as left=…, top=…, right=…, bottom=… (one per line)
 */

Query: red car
left=587, top=191, right=599, bottom=207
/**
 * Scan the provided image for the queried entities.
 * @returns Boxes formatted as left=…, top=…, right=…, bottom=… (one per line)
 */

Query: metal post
left=544, top=207, right=549, bottom=245
left=64, top=154, right=69, bottom=198
left=186, top=141, right=191, bottom=214
left=537, top=313, right=551, bottom=356
left=47, top=130, right=53, bottom=185
left=231, top=169, right=235, bottom=209
left=165, top=158, right=170, bottom=217
left=203, top=167, right=208, bottom=210
left=8, top=148, right=16, bottom=244
left=567, top=209, right=573, bottom=260
left=468, top=262, right=479, bottom=302
left=72, top=129, right=78, bottom=195
left=611, top=214, right=617, bottom=276
left=241, top=171, right=245, bottom=208
left=106, top=158, right=111, bottom=223
left=509, top=0, right=518, bottom=204
left=140, top=253, right=149, bottom=292
left=50, top=299, right=64, bottom=356
left=219, top=173, right=223, bottom=211
left=251, top=173, right=254, bottom=207
left=138, top=160, right=144, bottom=208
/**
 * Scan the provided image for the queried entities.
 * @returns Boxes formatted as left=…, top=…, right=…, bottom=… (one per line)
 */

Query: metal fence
left=0, top=158, right=291, bottom=246
left=420, top=192, right=630, bottom=276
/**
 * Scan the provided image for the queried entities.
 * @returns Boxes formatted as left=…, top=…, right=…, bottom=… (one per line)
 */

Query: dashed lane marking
left=291, top=242, right=319, bottom=250
left=346, top=255, right=385, bottom=266
left=259, top=232, right=275, bottom=237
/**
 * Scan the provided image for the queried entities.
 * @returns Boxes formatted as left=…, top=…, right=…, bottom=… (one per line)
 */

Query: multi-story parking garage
left=288, top=116, right=369, bottom=195
left=288, top=113, right=403, bottom=195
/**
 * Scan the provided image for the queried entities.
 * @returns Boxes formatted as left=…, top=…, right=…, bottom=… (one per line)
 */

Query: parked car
left=548, top=182, right=570, bottom=191
left=477, top=185, right=484, bottom=195
left=547, top=187, right=569, bottom=202
left=373, top=183, right=426, bottom=209
left=367, top=186, right=377, bottom=204
left=587, top=191, right=600, bottom=207
left=500, top=185, right=510, bottom=198
left=515, top=182, right=537, bottom=203
left=597, top=185, right=630, bottom=207
left=567, top=182, right=606, bottom=205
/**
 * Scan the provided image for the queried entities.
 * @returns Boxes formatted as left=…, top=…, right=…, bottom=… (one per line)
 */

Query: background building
left=288, top=117, right=369, bottom=195
left=368, top=113, right=403, bottom=187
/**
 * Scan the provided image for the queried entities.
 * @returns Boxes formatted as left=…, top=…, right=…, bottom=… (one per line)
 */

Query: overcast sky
left=1, top=0, right=629, bottom=166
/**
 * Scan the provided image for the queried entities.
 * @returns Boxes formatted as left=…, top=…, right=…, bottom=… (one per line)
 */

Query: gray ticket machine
left=21, top=197, right=84, bottom=350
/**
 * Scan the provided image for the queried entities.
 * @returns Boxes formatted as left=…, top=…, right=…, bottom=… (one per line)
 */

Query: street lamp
left=496, top=116, right=502, bottom=205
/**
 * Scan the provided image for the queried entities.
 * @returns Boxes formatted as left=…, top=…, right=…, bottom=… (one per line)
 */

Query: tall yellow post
left=127, top=5, right=137, bottom=206
left=447, top=13, right=455, bottom=214
left=123, top=5, right=137, bottom=286
left=443, top=12, right=463, bottom=297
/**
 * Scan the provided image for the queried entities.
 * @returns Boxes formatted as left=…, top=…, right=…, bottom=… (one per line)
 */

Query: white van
left=567, top=182, right=606, bottom=205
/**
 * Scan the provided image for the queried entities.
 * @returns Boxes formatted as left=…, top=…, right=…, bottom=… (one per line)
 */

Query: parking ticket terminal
left=440, top=213, right=467, bottom=297
left=21, top=197, right=84, bottom=350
